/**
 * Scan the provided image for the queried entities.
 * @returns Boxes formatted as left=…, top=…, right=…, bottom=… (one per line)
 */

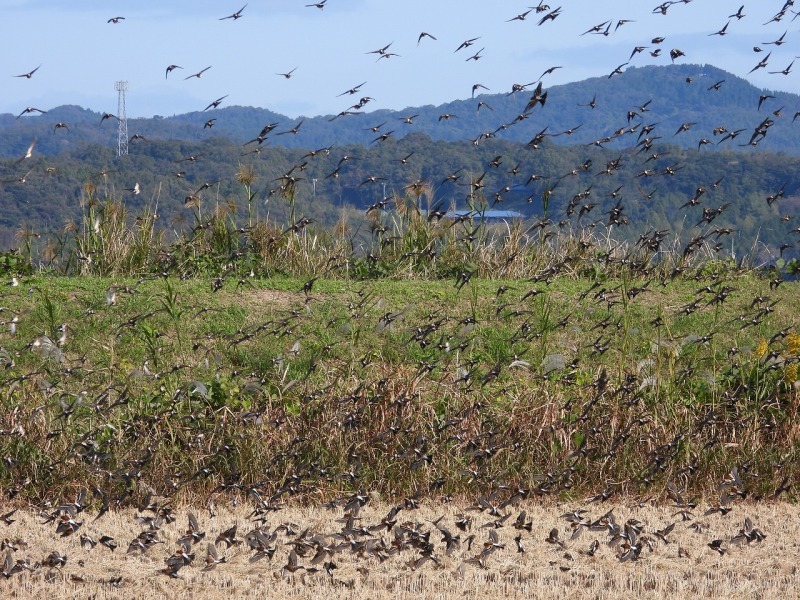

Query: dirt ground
left=0, top=498, right=798, bottom=599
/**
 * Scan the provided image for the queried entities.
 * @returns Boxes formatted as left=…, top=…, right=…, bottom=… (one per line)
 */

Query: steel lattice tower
left=115, top=81, right=128, bottom=157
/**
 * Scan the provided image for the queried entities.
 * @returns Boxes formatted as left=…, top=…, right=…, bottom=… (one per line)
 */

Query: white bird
left=15, top=139, right=36, bottom=164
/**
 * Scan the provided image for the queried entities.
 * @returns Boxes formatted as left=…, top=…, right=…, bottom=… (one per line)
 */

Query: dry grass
left=0, top=499, right=798, bottom=599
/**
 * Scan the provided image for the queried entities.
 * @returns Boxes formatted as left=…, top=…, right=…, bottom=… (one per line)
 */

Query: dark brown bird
left=13, top=65, right=40, bottom=79
left=204, top=95, right=228, bottom=111
left=220, top=5, right=247, bottom=20
left=165, top=64, right=183, bottom=78
left=16, top=106, right=46, bottom=119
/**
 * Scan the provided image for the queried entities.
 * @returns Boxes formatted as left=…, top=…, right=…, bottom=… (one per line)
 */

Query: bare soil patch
left=0, top=500, right=797, bottom=599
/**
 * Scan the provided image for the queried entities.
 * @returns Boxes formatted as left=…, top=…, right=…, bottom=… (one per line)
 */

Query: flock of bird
left=1, top=1, right=800, bottom=593
left=2, top=1, right=799, bottom=256
left=0, top=485, right=775, bottom=587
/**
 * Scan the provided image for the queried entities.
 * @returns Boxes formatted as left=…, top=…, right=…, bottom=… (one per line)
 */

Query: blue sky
left=2, top=1, right=798, bottom=119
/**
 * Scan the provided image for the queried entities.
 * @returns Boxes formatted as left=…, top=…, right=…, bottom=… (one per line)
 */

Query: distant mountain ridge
left=1, top=64, right=799, bottom=157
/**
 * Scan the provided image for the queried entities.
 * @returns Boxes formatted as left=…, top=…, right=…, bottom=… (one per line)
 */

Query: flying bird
left=13, top=65, right=40, bottom=79
left=185, top=66, right=212, bottom=80
left=337, top=82, right=366, bottom=96
left=0, top=167, right=36, bottom=185
left=455, top=37, right=480, bottom=52
left=277, top=67, right=298, bottom=79
left=763, top=31, right=787, bottom=46
left=507, top=9, right=533, bottom=22
left=670, top=48, right=685, bottom=62
left=417, top=32, right=437, bottom=45
left=538, top=6, right=562, bottom=25
left=608, top=62, right=628, bottom=78
left=306, top=0, right=327, bottom=8
left=472, top=83, right=489, bottom=97
left=220, top=5, right=247, bottom=20
left=14, top=139, right=37, bottom=163
left=16, top=107, right=46, bottom=118
left=749, top=52, right=771, bottom=73
left=709, top=22, right=730, bottom=36
left=107, top=17, right=125, bottom=24
left=367, top=42, right=393, bottom=56
left=204, top=95, right=228, bottom=111
left=165, top=65, right=183, bottom=78
left=769, top=60, right=794, bottom=75
left=465, top=47, right=484, bottom=61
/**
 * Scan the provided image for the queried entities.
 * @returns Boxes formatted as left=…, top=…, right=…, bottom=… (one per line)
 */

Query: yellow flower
left=787, top=333, right=800, bottom=356
left=785, top=363, right=798, bottom=384
left=755, top=338, right=768, bottom=359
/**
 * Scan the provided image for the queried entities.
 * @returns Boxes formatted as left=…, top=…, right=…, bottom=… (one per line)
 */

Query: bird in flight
left=277, top=67, right=298, bottom=79
left=185, top=66, right=212, bottom=80
left=306, top=0, right=326, bottom=8
left=16, top=107, right=47, bottom=119
left=220, top=5, right=247, bottom=20
left=608, top=62, right=628, bottom=78
left=338, top=82, right=366, bottom=96
left=14, top=65, right=41, bottom=79
left=1, top=167, right=36, bottom=185
left=708, top=21, right=730, bottom=36
left=14, top=139, right=37, bottom=163
left=367, top=42, right=393, bottom=56
left=165, top=65, right=183, bottom=79
left=749, top=52, right=771, bottom=73
left=507, top=9, right=533, bottom=22
left=769, top=60, right=794, bottom=75
left=204, top=95, right=228, bottom=111
left=455, top=37, right=480, bottom=52
left=538, top=6, right=562, bottom=25
left=466, top=48, right=484, bottom=62
left=417, top=32, right=436, bottom=45
left=99, top=112, right=118, bottom=124
left=107, top=17, right=125, bottom=24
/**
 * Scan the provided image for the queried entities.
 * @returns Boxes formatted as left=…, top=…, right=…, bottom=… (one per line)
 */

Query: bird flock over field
left=1, top=0, right=800, bottom=593
left=0, top=487, right=780, bottom=587
left=2, top=1, right=799, bottom=263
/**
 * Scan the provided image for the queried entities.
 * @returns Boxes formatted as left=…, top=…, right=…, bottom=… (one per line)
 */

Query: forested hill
left=1, top=64, right=799, bottom=156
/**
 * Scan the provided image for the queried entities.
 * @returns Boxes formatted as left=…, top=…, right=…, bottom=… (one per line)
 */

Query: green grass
left=0, top=188, right=797, bottom=508
left=0, top=268, right=798, bottom=508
